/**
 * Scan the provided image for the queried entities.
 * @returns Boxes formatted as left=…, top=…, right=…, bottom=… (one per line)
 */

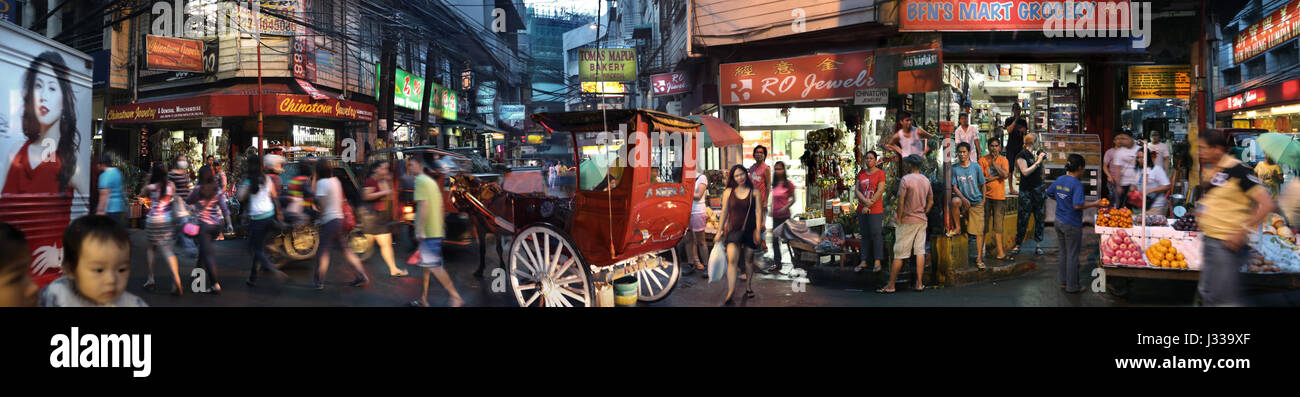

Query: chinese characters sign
left=1234, top=0, right=1300, bottom=64
left=375, top=64, right=458, bottom=120
left=578, top=48, right=637, bottom=82
left=718, top=44, right=940, bottom=106
left=1128, top=65, right=1191, bottom=99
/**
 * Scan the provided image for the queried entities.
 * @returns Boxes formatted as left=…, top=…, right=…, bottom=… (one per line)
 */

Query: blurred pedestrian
left=1196, top=129, right=1274, bottom=307
left=719, top=164, right=760, bottom=305
left=980, top=137, right=1010, bottom=261
left=769, top=161, right=796, bottom=270
left=1104, top=131, right=1139, bottom=209
left=0, top=222, right=39, bottom=307
left=141, top=163, right=182, bottom=295
left=1048, top=154, right=1104, bottom=293
left=187, top=170, right=231, bottom=294
left=236, top=155, right=288, bottom=287
left=885, top=111, right=933, bottom=164
left=855, top=151, right=886, bottom=273
left=878, top=154, right=932, bottom=293
left=955, top=113, right=980, bottom=162
left=1009, top=129, right=1047, bottom=257
left=312, top=160, right=370, bottom=290
left=688, top=169, right=710, bottom=272
left=95, top=154, right=127, bottom=227
left=750, top=145, right=772, bottom=272
left=408, top=158, right=464, bottom=307
left=1255, top=155, right=1283, bottom=197
left=361, top=161, right=407, bottom=278
left=170, top=155, right=198, bottom=255
left=1141, top=150, right=1172, bottom=216
left=1147, top=132, right=1170, bottom=170
left=39, top=215, right=146, bottom=307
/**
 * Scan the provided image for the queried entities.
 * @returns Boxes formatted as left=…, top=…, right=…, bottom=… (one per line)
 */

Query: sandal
left=142, top=279, right=156, bottom=292
left=389, top=269, right=410, bottom=278
left=695, top=263, right=706, bottom=271
left=745, top=290, right=755, bottom=299
left=873, top=263, right=882, bottom=272
left=875, top=286, right=896, bottom=294
left=855, top=263, right=869, bottom=273
left=913, top=284, right=925, bottom=291
left=1007, top=246, right=1021, bottom=256
left=976, top=261, right=986, bottom=270
left=408, top=299, right=428, bottom=307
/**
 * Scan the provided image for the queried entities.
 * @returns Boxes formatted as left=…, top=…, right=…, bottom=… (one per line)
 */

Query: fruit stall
left=1096, top=200, right=1300, bottom=294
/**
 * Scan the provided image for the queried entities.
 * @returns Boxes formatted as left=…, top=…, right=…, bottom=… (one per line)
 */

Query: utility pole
left=378, top=35, right=397, bottom=147
left=419, top=43, right=437, bottom=147
left=252, top=0, right=265, bottom=155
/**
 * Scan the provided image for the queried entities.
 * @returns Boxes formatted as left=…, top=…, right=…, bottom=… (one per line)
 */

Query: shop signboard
left=578, top=48, right=637, bottom=82
left=854, top=88, right=889, bottom=105
left=581, top=81, right=626, bottom=94
left=1234, top=0, right=1300, bottom=64
left=651, top=72, right=690, bottom=96
left=0, top=22, right=95, bottom=288
left=501, top=104, right=526, bottom=130
left=376, top=64, right=457, bottom=120
left=202, top=117, right=222, bottom=127
left=720, top=44, right=939, bottom=106
left=292, top=34, right=316, bottom=82
left=1215, top=78, right=1300, bottom=113
left=267, top=95, right=376, bottom=121
left=145, top=35, right=204, bottom=72
left=1128, top=65, right=1191, bottom=99
left=898, top=0, right=1132, bottom=32
left=0, top=0, right=15, bottom=22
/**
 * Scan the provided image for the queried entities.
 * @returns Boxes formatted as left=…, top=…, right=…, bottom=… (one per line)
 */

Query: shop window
left=1272, top=44, right=1299, bottom=69
left=651, top=131, right=683, bottom=184
left=1246, top=58, right=1267, bottom=78
left=1222, top=67, right=1241, bottom=86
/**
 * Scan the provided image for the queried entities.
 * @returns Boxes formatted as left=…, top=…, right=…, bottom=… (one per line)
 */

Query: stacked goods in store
left=1251, top=234, right=1300, bottom=273
left=1097, top=207, right=1133, bottom=228
left=1145, top=239, right=1188, bottom=269
left=1101, top=230, right=1146, bottom=266
left=1172, top=213, right=1198, bottom=231
left=1262, top=214, right=1297, bottom=246
left=1139, top=215, right=1167, bottom=225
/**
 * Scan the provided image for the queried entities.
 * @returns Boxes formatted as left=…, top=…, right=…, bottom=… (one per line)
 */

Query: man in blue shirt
left=95, top=154, right=127, bottom=227
left=1047, top=154, right=1104, bottom=293
left=949, top=142, right=988, bottom=268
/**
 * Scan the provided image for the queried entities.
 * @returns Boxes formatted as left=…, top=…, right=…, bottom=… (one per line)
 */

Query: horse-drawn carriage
left=453, top=109, right=703, bottom=306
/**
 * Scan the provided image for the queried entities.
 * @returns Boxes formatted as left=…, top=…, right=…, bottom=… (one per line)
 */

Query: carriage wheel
left=508, top=225, right=592, bottom=307
left=282, top=224, right=319, bottom=260
left=637, top=249, right=680, bottom=303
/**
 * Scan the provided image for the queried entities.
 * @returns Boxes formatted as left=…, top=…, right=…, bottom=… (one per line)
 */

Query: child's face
left=0, top=254, right=38, bottom=307
left=68, top=237, right=131, bottom=305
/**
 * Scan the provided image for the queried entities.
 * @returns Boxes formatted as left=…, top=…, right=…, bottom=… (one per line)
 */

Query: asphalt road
left=121, top=225, right=1268, bottom=307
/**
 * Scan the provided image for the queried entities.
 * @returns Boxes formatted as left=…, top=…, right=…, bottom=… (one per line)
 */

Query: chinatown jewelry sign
left=899, top=0, right=1132, bottom=31
left=719, top=44, right=940, bottom=106
left=651, top=72, right=690, bottom=96
left=268, top=95, right=376, bottom=121
left=1234, top=0, right=1300, bottom=65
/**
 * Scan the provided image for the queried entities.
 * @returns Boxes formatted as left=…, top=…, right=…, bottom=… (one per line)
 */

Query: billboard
left=145, top=35, right=204, bottom=72
left=578, top=48, right=636, bottom=82
left=0, top=23, right=95, bottom=288
left=898, top=0, right=1132, bottom=32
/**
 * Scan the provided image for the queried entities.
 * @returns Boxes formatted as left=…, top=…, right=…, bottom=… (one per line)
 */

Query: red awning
left=691, top=115, right=743, bottom=147
left=106, top=85, right=375, bottom=124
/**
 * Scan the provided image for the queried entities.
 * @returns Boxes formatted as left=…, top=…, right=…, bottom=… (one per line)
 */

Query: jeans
left=196, top=223, right=222, bottom=283
left=859, top=212, right=884, bottom=265
left=247, top=217, right=274, bottom=281
left=1055, top=222, right=1083, bottom=291
left=1200, top=237, right=1248, bottom=307
left=1015, top=186, right=1045, bottom=246
left=105, top=211, right=126, bottom=228
left=771, top=217, right=789, bottom=265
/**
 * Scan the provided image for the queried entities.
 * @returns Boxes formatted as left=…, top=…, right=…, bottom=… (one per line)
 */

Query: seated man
left=949, top=142, right=989, bottom=269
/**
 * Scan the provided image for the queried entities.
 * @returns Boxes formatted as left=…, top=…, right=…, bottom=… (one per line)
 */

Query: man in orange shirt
left=979, top=137, right=1011, bottom=261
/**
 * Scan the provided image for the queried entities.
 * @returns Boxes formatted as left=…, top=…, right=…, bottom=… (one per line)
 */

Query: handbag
left=707, top=239, right=726, bottom=282
left=341, top=198, right=357, bottom=230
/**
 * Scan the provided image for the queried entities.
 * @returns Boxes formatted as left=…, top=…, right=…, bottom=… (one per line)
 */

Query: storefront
left=105, top=83, right=377, bottom=172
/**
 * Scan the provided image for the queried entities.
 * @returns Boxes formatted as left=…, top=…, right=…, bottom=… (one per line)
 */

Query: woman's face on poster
left=32, top=64, right=63, bottom=129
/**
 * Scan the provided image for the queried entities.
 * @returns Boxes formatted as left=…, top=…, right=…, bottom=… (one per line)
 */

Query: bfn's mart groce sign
left=898, top=0, right=1132, bottom=31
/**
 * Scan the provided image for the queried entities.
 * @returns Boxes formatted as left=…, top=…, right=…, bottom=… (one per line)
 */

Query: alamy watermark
left=1043, top=1, right=1153, bottom=49
left=586, top=124, right=701, bottom=170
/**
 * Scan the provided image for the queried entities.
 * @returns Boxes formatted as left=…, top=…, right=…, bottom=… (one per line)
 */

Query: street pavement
left=123, top=225, right=1217, bottom=307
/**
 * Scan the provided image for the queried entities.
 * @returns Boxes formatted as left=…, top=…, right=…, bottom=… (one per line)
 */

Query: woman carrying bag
left=141, top=163, right=184, bottom=295
left=717, top=164, right=762, bottom=306
left=237, top=155, right=289, bottom=287
left=187, top=170, right=231, bottom=294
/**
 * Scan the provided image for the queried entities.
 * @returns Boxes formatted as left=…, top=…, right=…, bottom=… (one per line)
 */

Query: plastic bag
left=707, top=240, right=726, bottom=282
left=816, top=223, right=845, bottom=253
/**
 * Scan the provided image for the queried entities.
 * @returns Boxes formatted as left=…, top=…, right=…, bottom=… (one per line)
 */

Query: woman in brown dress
left=719, top=164, right=762, bottom=305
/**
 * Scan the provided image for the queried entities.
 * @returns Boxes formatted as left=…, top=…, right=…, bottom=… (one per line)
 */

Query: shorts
left=966, top=200, right=985, bottom=235
left=361, top=207, right=391, bottom=235
left=418, top=238, right=444, bottom=268
left=893, top=222, right=927, bottom=259
left=689, top=211, right=707, bottom=232
left=319, top=218, right=347, bottom=252
left=984, top=199, right=1005, bottom=234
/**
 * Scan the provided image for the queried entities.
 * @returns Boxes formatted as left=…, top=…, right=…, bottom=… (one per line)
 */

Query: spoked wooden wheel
left=637, top=249, right=680, bottom=302
left=508, top=225, right=592, bottom=307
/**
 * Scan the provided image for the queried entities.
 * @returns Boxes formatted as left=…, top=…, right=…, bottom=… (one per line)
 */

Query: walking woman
left=687, top=170, right=710, bottom=272
left=140, top=163, right=183, bottom=295
left=360, top=161, right=407, bottom=277
left=313, top=160, right=370, bottom=289
left=719, top=164, right=762, bottom=305
left=186, top=170, right=230, bottom=294
left=236, top=155, right=287, bottom=287
left=769, top=161, right=796, bottom=269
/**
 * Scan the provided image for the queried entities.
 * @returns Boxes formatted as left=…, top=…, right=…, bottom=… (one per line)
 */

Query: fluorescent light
left=1072, top=64, right=1083, bottom=73
left=1272, top=105, right=1300, bottom=115
left=1247, top=111, right=1258, bottom=117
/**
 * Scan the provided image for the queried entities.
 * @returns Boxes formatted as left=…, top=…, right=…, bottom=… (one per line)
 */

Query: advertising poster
left=0, top=26, right=94, bottom=287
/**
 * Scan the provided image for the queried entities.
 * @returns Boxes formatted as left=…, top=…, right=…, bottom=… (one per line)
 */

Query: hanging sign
left=1128, top=65, right=1191, bottom=99
left=578, top=48, right=637, bottom=82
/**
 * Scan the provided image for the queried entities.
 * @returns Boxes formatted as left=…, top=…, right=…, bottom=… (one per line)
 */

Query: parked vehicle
left=365, top=146, right=501, bottom=245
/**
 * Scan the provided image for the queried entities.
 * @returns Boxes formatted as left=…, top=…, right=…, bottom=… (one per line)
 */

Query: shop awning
left=105, top=83, right=375, bottom=124
left=688, top=115, right=743, bottom=147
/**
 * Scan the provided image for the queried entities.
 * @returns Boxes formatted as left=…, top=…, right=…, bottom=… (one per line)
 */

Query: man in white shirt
left=1103, top=131, right=1140, bottom=208
left=955, top=113, right=980, bottom=164
left=1147, top=132, right=1170, bottom=170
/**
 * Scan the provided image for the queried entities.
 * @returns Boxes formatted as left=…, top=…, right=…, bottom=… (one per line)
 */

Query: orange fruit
left=1176, top=253, right=1185, bottom=260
